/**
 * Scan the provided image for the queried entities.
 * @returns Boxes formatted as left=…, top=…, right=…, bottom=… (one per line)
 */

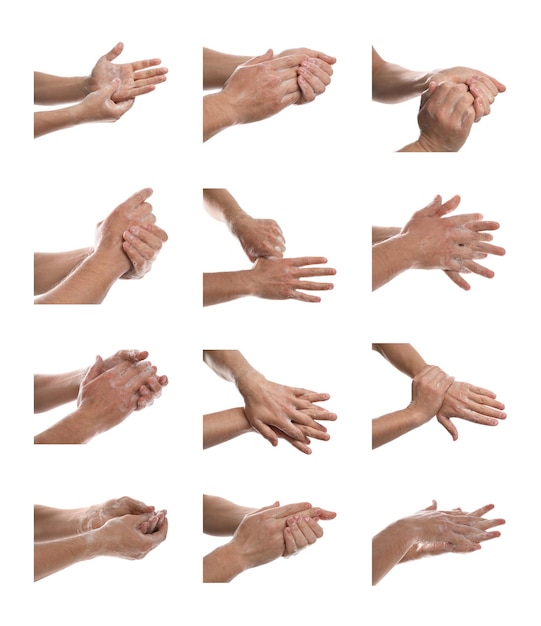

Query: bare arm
left=372, top=47, right=430, bottom=103
left=203, top=48, right=250, bottom=89
left=203, top=407, right=252, bottom=449
left=372, top=343, right=427, bottom=378
left=203, top=495, right=255, bottom=536
left=34, top=249, right=93, bottom=296
left=34, top=371, right=85, bottom=413
left=34, top=71, right=89, bottom=105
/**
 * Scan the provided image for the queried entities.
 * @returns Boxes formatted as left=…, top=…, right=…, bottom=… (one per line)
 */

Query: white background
left=4, top=0, right=539, bottom=623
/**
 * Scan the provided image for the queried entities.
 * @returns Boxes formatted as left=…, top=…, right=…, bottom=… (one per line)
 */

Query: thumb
left=104, top=42, right=124, bottom=62
left=420, top=500, right=438, bottom=512
left=83, top=355, right=104, bottom=384
left=412, top=195, right=443, bottom=218
left=243, top=49, right=274, bottom=66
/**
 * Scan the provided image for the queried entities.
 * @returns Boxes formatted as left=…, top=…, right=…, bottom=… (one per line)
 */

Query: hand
left=401, top=501, right=504, bottom=560
left=431, top=67, right=505, bottom=122
left=229, top=213, right=286, bottom=261
left=77, top=355, right=160, bottom=436
left=283, top=514, right=325, bottom=556
left=121, top=223, right=169, bottom=279
left=219, top=49, right=312, bottom=125
left=437, top=381, right=506, bottom=440
left=231, top=501, right=335, bottom=570
left=78, top=80, right=134, bottom=123
left=409, top=365, right=454, bottom=425
left=95, top=510, right=168, bottom=559
left=272, top=403, right=337, bottom=455
left=275, top=48, right=336, bottom=104
left=401, top=194, right=505, bottom=277
left=94, top=188, right=156, bottom=275
left=98, top=349, right=168, bottom=410
left=249, top=256, right=335, bottom=302
left=85, top=496, right=155, bottom=530
left=417, top=81, right=475, bottom=151
left=236, top=369, right=334, bottom=446
left=88, top=42, right=168, bottom=102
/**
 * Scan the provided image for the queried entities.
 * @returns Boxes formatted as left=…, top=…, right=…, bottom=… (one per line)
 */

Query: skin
left=34, top=353, right=168, bottom=444
left=203, top=496, right=336, bottom=582
left=204, top=256, right=335, bottom=306
left=203, top=188, right=286, bottom=261
left=371, top=47, right=506, bottom=151
left=34, top=43, right=167, bottom=137
left=35, top=498, right=167, bottom=581
left=203, top=350, right=336, bottom=448
left=372, top=501, right=504, bottom=585
left=372, top=195, right=505, bottom=291
left=372, top=344, right=506, bottom=444
left=203, top=47, right=335, bottom=140
left=34, top=189, right=168, bottom=304
left=34, top=349, right=168, bottom=414
left=203, top=405, right=335, bottom=454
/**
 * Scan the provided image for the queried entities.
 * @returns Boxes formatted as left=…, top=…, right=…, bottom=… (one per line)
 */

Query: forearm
left=372, top=518, right=416, bottom=584
left=34, top=104, right=89, bottom=138
left=372, top=406, right=427, bottom=449
left=203, top=48, right=249, bottom=89
left=372, top=226, right=401, bottom=244
left=203, top=270, right=254, bottom=306
left=34, top=505, right=91, bottom=541
left=34, top=370, right=85, bottom=413
left=34, top=251, right=125, bottom=304
left=203, top=407, right=252, bottom=449
left=372, top=235, right=415, bottom=290
left=34, top=533, right=99, bottom=581
left=203, top=92, right=237, bottom=141
left=372, top=49, right=430, bottom=104
left=34, top=72, right=89, bottom=105
left=203, top=350, right=255, bottom=384
left=203, top=542, right=246, bottom=582
left=34, top=249, right=93, bottom=296
left=203, top=495, right=255, bottom=536
left=203, top=188, right=246, bottom=225
left=372, top=344, right=427, bottom=378
left=34, top=407, right=100, bottom=444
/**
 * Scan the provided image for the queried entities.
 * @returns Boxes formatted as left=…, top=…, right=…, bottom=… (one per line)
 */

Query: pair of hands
left=86, top=496, right=168, bottom=560
left=401, top=501, right=504, bottom=561
left=77, top=349, right=168, bottom=436
left=220, top=48, right=336, bottom=126
left=78, top=42, right=168, bottom=124
left=236, top=369, right=337, bottom=454
left=411, top=364, right=506, bottom=440
left=231, top=501, right=336, bottom=571
left=416, top=67, right=505, bottom=151
left=95, top=188, right=168, bottom=279
left=401, top=194, right=505, bottom=290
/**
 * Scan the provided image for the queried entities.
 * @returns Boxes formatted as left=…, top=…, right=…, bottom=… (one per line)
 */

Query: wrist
left=404, top=403, right=433, bottom=428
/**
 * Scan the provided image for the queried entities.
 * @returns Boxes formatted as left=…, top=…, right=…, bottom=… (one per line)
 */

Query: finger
left=472, top=95, right=485, bottom=122
left=297, top=74, right=316, bottom=103
left=272, top=502, right=312, bottom=519
left=251, top=418, right=280, bottom=447
left=438, top=195, right=462, bottom=218
left=444, top=270, right=471, bottom=290
left=103, top=42, right=124, bottom=62
left=120, top=188, right=154, bottom=210
left=297, top=424, right=330, bottom=442
left=307, top=507, right=336, bottom=521
left=460, top=259, right=495, bottom=279
left=418, top=500, right=438, bottom=512
left=274, top=428, right=313, bottom=454
left=242, top=49, right=274, bottom=66
left=83, top=355, right=104, bottom=383
left=302, top=57, right=334, bottom=80
left=467, top=504, right=496, bottom=518
left=289, top=256, right=330, bottom=267
left=130, top=58, right=165, bottom=72
left=437, top=414, right=459, bottom=441
left=287, top=517, right=309, bottom=549
left=283, top=526, right=299, bottom=556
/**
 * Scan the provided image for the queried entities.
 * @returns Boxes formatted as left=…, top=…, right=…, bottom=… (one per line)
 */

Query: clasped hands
left=221, top=47, right=336, bottom=125
left=236, top=368, right=337, bottom=454
left=410, top=364, right=506, bottom=440
left=401, top=193, right=505, bottom=290
left=231, top=501, right=336, bottom=570
left=94, top=187, right=168, bottom=280
left=415, top=67, right=506, bottom=151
